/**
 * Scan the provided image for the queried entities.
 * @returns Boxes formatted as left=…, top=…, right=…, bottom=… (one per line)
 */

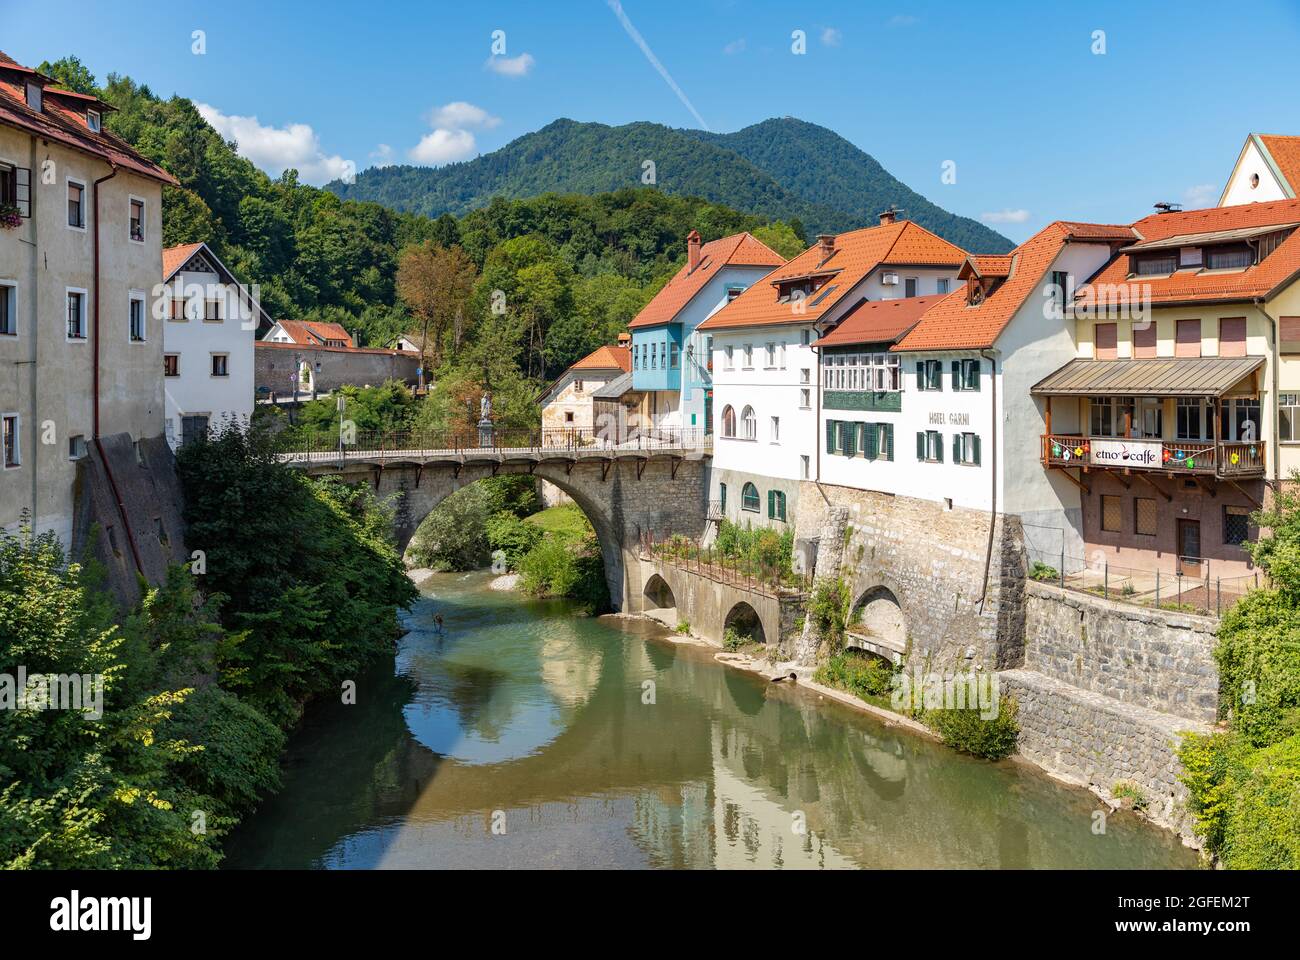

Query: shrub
left=675, top=621, right=691, bottom=634
left=808, top=578, right=850, bottom=650
left=485, top=511, right=543, bottom=570
left=1111, top=780, right=1149, bottom=812
left=927, top=696, right=1020, bottom=760
left=722, top=627, right=747, bottom=651
left=814, top=652, right=896, bottom=700
left=1029, top=562, right=1058, bottom=582
left=519, top=538, right=578, bottom=598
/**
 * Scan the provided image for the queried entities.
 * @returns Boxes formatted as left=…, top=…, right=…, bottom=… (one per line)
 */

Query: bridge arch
left=723, top=600, right=766, bottom=645
left=642, top=574, right=678, bottom=625
left=847, top=584, right=907, bottom=661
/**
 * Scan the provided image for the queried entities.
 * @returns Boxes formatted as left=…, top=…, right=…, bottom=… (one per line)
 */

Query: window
left=800, top=368, right=810, bottom=384
left=768, top=490, right=787, bottom=522
left=1134, top=255, right=1176, bottom=276
left=1094, top=323, right=1118, bottom=360
left=1090, top=396, right=1134, bottom=437
left=726, top=285, right=744, bottom=302
left=742, top=344, right=753, bottom=368
left=1206, top=246, right=1252, bottom=271
left=801, top=455, right=810, bottom=479
left=67, top=180, right=85, bottom=228
left=129, top=294, right=146, bottom=342
left=741, top=483, right=760, bottom=512
left=25, top=83, right=42, bottom=111
left=129, top=198, right=144, bottom=242
left=1177, top=398, right=1209, bottom=440
left=1175, top=319, right=1201, bottom=358
left=170, top=296, right=189, bottom=321
left=954, top=431, right=981, bottom=465
left=66, top=290, right=86, bottom=340
left=2, top=414, right=18, bottom=468
left=770, top=416, right=780, bottom=443
left=1232, top=398, right=1261, bottom=442
left=904, top=277, right=918, bottom=297
left=164, top=354, right=179, bottom=377
left=916, top=359, right=942, bottom=391
left=721, top=405, right=736, bottom=438
left=800, top=388, right=811, bottom=408
left=1135, top=497, right=1158, bottom=537
left=68, top=434, right=88, bottom=461
left=801, top=329, right=811, bottom=346
left=952, top=358, right=981, bottom=391
left=565, top=411, right=574, bottom=424
left=916, top=430, right=943, bottom=462
left=211, top=354, right=229, bottom=377
left=1219, top=317, right=1247, bottom=358
left=1133, top=321, right=1157, bottom=358
left=741, top=405, right=756, bottom=441
left=1281, top=394, right=1300, bottom=442
left=1100, top=495, right=1122, bottom=532
left=0, top=162, right=29, bottom=218
left=1049, top=271, right=1070, bottom=316
left=85, top=108, right=101, bottom=133
left=937, top=278, right=950, bottom=295
left=719, top=483, right=727, bottom=512
left=1224, top=505, right=1251, bottom=546
left=0, top=283, right=14, bottom=336
left=765, top=342, right=777, bottom=368
left=574, top=379, right=584, bottom=393
left=723, top=345, right=734, bottom=370
left=670, top=341, right=679, bottom=369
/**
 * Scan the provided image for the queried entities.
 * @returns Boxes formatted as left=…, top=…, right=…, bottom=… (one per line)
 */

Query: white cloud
left=1183, top=183, right=1217, bottom=208
left=427, top=102, right=501, bottom=130
left=485, top=53, right=535, bottom=77
left=723, top=38, right=747, bottom=55
left=981, top=208, right=1031, bottom=224
left=196, top=102, right=351, bottom=185
left=409, top=129, right=477, bottom=165
left=369, top=144, right=394, bottom=167
left=821, top=26, right=842, bottom=46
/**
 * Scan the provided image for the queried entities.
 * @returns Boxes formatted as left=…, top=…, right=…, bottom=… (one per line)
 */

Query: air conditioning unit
left=881, top=272, right=900, bottom=285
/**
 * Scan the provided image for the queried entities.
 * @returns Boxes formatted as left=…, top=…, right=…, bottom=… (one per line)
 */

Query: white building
left=1220, top=133, right=1300, bottom=206
left=161, top=242, right=270, bottom=448
left=698, top=214, right=968, bottom=528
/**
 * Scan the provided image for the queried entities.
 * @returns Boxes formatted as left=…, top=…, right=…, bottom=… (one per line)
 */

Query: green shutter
left=826, top=420, right=835, bottom=454
left=953, top=433, right=961, bottom=463
left=916, top=431, right=925, bottom=461
left=844, top=422, right=856, bottom=457
left=768, top=489, right=776, bottom=518
left=915, top=361, right=925, bottom=390
left=970, top=359, right=981, bottom=391
left=951, top=360, right=961, bottom=390
left=864, top=423, right=878, bottom=460
left=935, top=432, right=944, bottom=463
left=973, top=434, right=982, bottom=465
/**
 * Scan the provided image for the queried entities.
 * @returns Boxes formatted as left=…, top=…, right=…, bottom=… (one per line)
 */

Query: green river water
left=224, top=570, right=1199, bottom=869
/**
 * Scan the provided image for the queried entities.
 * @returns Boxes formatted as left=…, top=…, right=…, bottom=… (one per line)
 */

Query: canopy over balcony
left=1031, top=356, right=1263, bottom=398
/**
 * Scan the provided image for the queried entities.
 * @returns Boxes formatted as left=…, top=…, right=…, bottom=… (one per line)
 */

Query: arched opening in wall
left=846, top=586, right=907, bottom=661
left=404, top=472, right=615, bottom=612
left=297, top=360, right=314, bottom=393
left=642, top=574, right=677, bottom=626
left=723, top=601, right=766, bottom=647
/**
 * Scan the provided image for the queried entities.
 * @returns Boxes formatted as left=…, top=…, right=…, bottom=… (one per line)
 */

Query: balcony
left=1041, top=434, right=1265, bottom=479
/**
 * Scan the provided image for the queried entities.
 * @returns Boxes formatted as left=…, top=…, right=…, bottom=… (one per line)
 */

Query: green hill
left=329, top=117, right=1012, bottom=253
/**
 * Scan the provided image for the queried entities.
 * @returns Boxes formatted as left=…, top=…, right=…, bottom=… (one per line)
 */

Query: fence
left=639, top=528, right=812, bottom=598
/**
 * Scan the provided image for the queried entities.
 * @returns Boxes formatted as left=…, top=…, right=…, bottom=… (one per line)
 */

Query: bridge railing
left=278, top=427, right=713, bottom=463
left=640, top=528, right=811, bottom=598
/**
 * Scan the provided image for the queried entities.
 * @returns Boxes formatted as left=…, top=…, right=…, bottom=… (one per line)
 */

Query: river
left=224, top=571, right=1199, bottom=869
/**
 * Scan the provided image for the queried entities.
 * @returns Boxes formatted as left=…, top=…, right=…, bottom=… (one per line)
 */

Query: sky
left=5, top=0, right=1300, bottom=242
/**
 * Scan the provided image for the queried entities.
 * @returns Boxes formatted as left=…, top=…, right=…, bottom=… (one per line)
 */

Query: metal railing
left=639, top=528, right=811, bottom=598
left=1041, top=434, right=1265, bottom=478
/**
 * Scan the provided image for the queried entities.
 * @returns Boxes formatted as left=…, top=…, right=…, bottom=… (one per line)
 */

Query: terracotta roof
left=697, top=220, right=968, bottom=331
left=1075, top=198, right=1300, bottom=308
left=817, top=294, right=946, bottom=348
left=162, top=242, right=205, bottom=278
left=570, top=344, right=631, bottom=373
left=268, top=320, right=356, bottom=348
left=964, top=255, right=1013, bottom=278
left=256, top=341, right=415, bottom=358
left=1259, top=135, right=1300, bottom=195
left=628, top=232, right=785, bottom=329
left=0, top=51, right=175, bottom=186
left=896, top=221, right=1116, bottom=352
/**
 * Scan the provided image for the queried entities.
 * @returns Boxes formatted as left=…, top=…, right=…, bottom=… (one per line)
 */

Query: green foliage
left=1215, top=581, right=1300, bottom=748
left=722, top=627, right=748, bottom=651
left=926, top=696, right=1020, bottom=761
left=525, top=503, right=593, bottom=542
left=485, top=512, right=543, bottom=570
left=808, top=578, right=851, bottom=650
left=815, top=653, right=898, bottom=701
left=288, top=380, right=419, bottom=439
left=1111, top=780, right=1149, bottom=812
left=714, top=519, right=796, bottom=585
left=408, top=476, right=537, bottom=572
left=518, top=533, right=608, bottom=613
left=751, top=221, right=807, bottom=260
left=675, top=621, right=691, bottom=635
left=1029, top=562, right=1059, bottom=582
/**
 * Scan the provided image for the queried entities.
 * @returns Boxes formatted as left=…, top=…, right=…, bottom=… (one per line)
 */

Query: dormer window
left=25, top=82, right=42, bottom=111
left=87, top=109, right=101, bottom=133
left=1133, top=254, right=1176, bottom=276
left=1204, top=245, right=1253, bottom=271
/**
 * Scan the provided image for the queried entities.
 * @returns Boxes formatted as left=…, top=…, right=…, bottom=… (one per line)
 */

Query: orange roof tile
left=697, top=220, right=968, bottom=331
left=817, top=295, right=946, bottom=348
left=271, top=320, right=356, bottom=347
left=1260, top=135, right=1300, bottom=195
left=162, top=242, right=205, bottom=278
left=1075, top=198, right=1300, bottom=309
left=570, top=344, right=631, bottom=373
left=0, top=52, right=175, bottom=186
left=963, top=255, right=1013, bottom=279
left=628, top=232, right=785, bottom=329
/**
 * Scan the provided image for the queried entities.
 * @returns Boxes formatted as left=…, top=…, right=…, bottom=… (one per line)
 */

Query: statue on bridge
left=478, top=390, right=494, bottom=449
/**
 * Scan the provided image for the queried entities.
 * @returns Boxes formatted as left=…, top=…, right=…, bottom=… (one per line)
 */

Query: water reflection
left=223, top=571, right=1198, bottom=870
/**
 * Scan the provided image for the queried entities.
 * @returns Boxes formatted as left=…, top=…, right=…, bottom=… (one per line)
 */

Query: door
left=1177, top=519, right=1201, bottom=576
left=181, top=415, right=210, bottom=447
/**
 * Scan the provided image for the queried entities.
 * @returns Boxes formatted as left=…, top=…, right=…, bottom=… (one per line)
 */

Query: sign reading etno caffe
left=1089, top=438, right=1161, bottom=468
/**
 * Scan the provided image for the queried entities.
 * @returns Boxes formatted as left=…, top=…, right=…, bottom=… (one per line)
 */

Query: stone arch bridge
left=286, top=432, right=713, bottom=611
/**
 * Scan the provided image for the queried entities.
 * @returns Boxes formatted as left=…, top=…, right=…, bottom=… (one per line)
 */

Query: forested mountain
left=330, top=117, right=1012, bottom=253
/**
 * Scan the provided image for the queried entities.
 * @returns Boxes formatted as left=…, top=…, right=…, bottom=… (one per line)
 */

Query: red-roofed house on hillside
left=698, top=213, right=969, bottom=530
left=0, top=51, right=182, bottom=584
left=1033, top=199, right=1300, bottom=582
left=537, top=334, right=633, bottom=435
left=627, top=230, right=785, bottom=438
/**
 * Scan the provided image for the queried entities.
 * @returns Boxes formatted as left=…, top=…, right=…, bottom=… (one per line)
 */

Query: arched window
left=721, top=405, right=736, bottom=438
left=741, top=482, right=760, bottom=512
left=767, top=490, right=787, bottom=522
left=741, top=405, right=757, bottom=441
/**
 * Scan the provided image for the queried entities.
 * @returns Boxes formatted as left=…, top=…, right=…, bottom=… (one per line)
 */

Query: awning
left=1119, top=223, right=1299, bottom=253
left=592, top=371, right=636, bottom=400
left=1031, top=356, right=1263, bottom=397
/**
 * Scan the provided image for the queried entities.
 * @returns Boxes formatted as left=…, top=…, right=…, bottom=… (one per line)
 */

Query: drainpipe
left=92, top=163, right=144, bottom=577
left=976, top=348, right=1000, bottom=608
left=1253, top=297, right=1281, bottom=489
left=811, top=329, right=822, bottom=483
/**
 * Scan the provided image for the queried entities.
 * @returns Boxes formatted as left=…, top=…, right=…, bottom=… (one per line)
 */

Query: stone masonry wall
left=1023, top=581, right=1219, bottom=723
left=1001, top=669, right=1212, bottom=840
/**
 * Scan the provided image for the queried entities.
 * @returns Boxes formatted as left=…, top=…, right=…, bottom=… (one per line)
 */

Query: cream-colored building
left=537, top=336, right=631, bottom=438
left=0, top=53, right=174, bottom=547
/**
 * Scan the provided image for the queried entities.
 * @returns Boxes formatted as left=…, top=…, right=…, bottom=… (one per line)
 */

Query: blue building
left=627, top=230, right=785, bottom=434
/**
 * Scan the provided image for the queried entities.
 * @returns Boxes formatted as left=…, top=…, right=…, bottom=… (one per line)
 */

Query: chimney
left=1153, top=202, right=1182, bottom=215
left=878, top=206, right=898, bottom=226
left=687, top=230, right=702, bottom=271
left=817, top=234, right=836, bottom=260
left=617, top=332, right=631, bottom=347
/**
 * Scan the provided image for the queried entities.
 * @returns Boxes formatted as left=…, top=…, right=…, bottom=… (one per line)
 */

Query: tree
left=38, top=55, right=97, bottom=94
left=396, top=243, right=478, bottom=388
left=753, top=221, right=807, bottom=260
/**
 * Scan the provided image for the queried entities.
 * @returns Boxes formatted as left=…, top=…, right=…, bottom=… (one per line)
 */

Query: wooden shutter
left=968, top=359, right=981, bottom=391
left=826, top=420, right=835, bottom=454
left=915, top=361, right=924, bottom=389
left=951, top=360, right=961, bottom=390
left=882, top=423, right=894, bottom=460
left=972, top=435, right=981, bottom=465
left=953, top=433, right=961, bottom=463
left=916, top=431, right=925, bottom=460
left=934, top=431, right=943, bottom=463
left=1094, top=323, right=1118, bottom=360
left=864, top=423, right=878, bottom=460
left=844, top=422, right=856, bottom=457
left=1175, top=319, right=1201, bottom=358
left=768, top=489, right=776, bottom=518
left=1219, top=317, right=1247, bottom=358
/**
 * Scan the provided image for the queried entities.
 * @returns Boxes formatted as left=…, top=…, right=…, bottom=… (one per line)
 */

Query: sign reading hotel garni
left=1089, top=437, right=1162, bottom=469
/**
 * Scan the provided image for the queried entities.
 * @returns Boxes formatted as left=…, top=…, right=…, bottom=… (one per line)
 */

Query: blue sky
left=6, top=0, right=1300, bottom=242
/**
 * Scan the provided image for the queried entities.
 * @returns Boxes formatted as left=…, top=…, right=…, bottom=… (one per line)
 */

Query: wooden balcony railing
left=1041, top=434, right=1265, bottom=479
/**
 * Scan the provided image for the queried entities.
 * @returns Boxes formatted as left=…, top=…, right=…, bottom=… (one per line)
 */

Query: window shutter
left=953, top=433, right=961, bottom=463
left=768, top=489, right=775, bottom=518
left=844, top=422, right=856, bottom=457
left=951, top=360, right=961, bottom=390
left=916, top=431, right=925, bottom=461
left=865, top=423, right=878, bottom=460
left=916, top=361, right=924, bottom=389
left=972, top=434, right=982, bottom=465
left=826, top=420, right=835, bottom=454
left=935, top=432, right=944, bottom=463
left=883, top=424, right=894, bottom=460
left=970, top=359, right=981, bottom=391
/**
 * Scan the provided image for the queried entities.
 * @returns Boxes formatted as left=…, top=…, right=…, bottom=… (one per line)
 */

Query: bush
left=927, top=696, right=1020, bottom=760
left=485, top=511, right=543, bottom=570
left=1030, top=562, right=1059, bottom=582
left=814, top=652, right=896, bottom=700
left=714, top=519, right=796, bottom=584
left=722, top=627, right=747, bottom=651
left=808, top=578, right=850, bottom=650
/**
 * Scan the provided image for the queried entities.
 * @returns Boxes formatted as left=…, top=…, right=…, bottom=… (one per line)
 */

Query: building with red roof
left=1220, top=133, right=1300, bottom=206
